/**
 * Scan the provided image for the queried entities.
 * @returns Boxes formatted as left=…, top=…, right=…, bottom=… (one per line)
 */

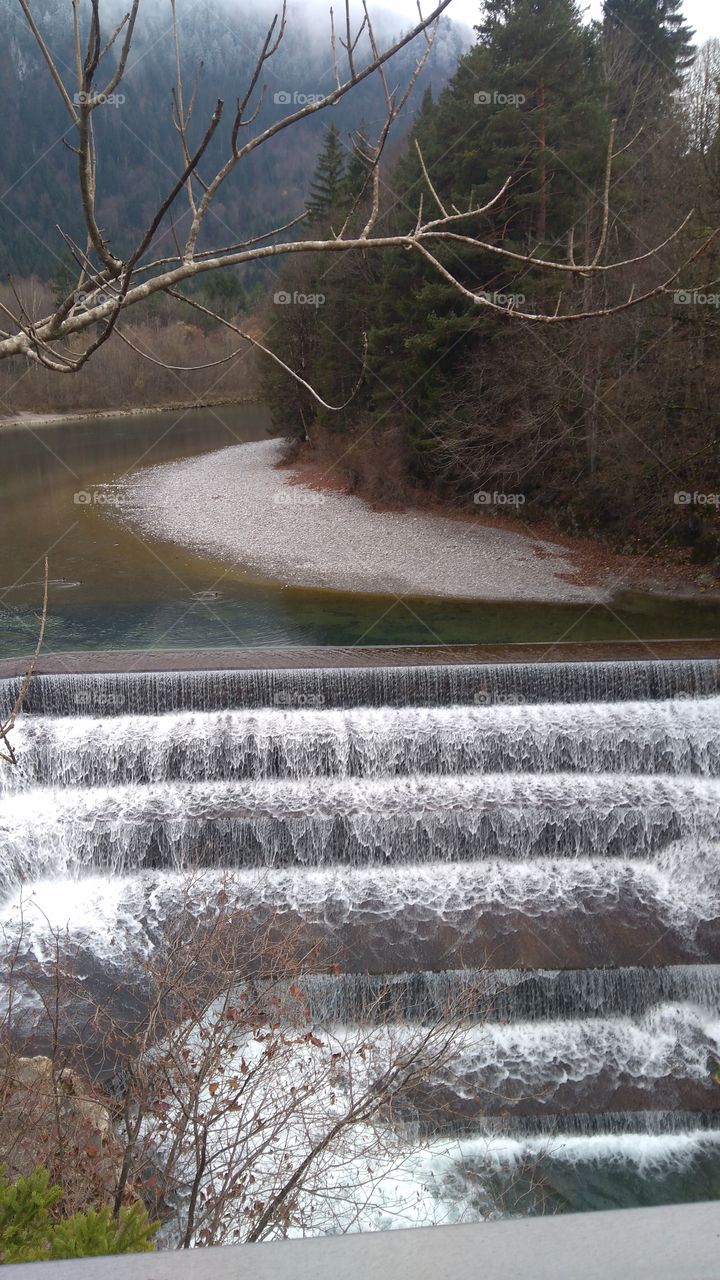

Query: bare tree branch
left=3, top=0, right=715, bottom=404
left=0, top=558, right=48, bottom=766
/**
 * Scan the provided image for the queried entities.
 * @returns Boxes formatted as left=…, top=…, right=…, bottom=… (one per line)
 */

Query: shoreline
left=0, top=395, right=259, bottom=430
left=4, top=401, right=717, bottom=604
left=113, top=439, right=621, bottom=604
left=288, top=452, right=718, bottom=601
left=111, top=439, right=720, bottom=606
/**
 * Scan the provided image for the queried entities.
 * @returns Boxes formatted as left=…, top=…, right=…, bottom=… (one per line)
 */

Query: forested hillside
left=265, top=0, right=720, bottom=570
left=0, top=0, right=467, bottom=278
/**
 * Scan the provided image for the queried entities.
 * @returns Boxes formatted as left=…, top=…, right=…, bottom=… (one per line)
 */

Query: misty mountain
left=0, top=0, right=470, bottom=278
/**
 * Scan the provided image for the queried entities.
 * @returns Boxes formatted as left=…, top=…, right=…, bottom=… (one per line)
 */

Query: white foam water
left=434, top=1006, right=720, bottom=1093
left=144, top=1017, right=720, bottom=1243
left=3, top=844, right=719, bottom=964
left=3, top=697, right=719, bottom=790
left=1, top=661, right=719, bottom=1231
left=459, top=1128, right=720, bottom=1168
left=0, top=773, right=718, bottom=893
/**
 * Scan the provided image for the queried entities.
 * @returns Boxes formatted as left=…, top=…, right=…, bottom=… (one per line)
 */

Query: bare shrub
left=0, top=876, right=496, bottom=1246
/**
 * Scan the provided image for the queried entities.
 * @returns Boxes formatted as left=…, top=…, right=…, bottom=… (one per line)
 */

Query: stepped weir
left=1, top=650, right=719, bottom=1216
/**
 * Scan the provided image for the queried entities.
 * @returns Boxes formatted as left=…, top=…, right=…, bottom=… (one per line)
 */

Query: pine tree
left=199, top=268, right=247, bottom=320
left=387, top=0, right=607, bottom=254
left=306, top=124, right=347, bottom=227
left=603, top=0, right=695, bottom=91
left=354, top=0, right=610, bottom=471
left=342, top=120, right=373, bottom=208
left=0, top=1167, right=157, bottom=1264
left=267, top=117, right=374, bottom=444
left=469, top=0, right=609, bottom=245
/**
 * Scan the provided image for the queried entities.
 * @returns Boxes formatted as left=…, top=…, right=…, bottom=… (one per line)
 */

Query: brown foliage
left=0, top=877, right=489, bottom=1246
left=0, top=281, right=257, bottom=416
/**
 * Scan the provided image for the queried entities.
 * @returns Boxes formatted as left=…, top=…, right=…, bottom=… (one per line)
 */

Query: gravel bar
left=114, top=440, right=605, bottom=603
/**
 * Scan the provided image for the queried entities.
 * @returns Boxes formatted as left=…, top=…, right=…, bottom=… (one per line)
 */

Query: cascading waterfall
left=2, top=656, right=719, bottom=716
left=1, top=774, right=718, bottom=894
left=263, top=965, right=720, bottom=1023
left=0, top=657, right=719, bottom=1222
left=461, top=1109, right=720, bottom=1137
left=4, top=699, right=720, bottom=790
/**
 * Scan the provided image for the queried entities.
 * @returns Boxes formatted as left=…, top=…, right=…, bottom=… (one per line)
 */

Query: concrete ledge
left=1, top=638, right=720, bottom=677
left=6, top=1202, right=720, bottom=1280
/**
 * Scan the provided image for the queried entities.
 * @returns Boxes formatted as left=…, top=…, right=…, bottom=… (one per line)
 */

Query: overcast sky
left=386, top=0, right=718, bottom=42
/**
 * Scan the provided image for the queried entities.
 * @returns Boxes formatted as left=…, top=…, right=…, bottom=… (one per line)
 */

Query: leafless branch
left=4, top=0, right=714, bottom=402
left=0, top=558, right=48, bottom=765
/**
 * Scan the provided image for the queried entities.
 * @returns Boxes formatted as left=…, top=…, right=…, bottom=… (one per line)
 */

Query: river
left=1, top=410, right=719, bottom=1238
left=0, top=657, right=718, bottom=1230
left=1, top=407, right=719, bottom=656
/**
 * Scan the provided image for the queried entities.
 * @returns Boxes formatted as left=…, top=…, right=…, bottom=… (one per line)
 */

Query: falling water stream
left=1, top=657, right=719, bottom=1221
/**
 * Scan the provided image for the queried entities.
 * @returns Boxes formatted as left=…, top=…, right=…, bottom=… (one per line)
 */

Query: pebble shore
left=116, top=439, right=604, bottom=602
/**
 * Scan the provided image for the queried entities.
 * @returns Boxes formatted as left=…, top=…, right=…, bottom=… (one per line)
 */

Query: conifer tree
left=0, top=1167, right=157, bottom=1263
left=358, top=0, right=609, bottom=464
left=388, top=0, right=607, bottom=255
left=306, top=124, right=347, bottom=227
left=603, top=0, right=695, bottom=91
left=470, top=0, right=608, bottom=244
left=342, top=120, right=373, bottom=208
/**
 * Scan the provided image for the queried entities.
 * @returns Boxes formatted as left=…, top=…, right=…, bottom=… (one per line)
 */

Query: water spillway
left=0, top=656, right=719, bottom=1218
left=1, top=774, right=718, bottom=894
left=4, top=699, right=720, bottom=789
left=5, top=657, right=719, bottom=715
left=267, top=965, right=720, bottom=1024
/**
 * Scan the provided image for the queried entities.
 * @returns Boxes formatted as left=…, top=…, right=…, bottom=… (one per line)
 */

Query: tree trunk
left=536, top=76, right=547, bottom=243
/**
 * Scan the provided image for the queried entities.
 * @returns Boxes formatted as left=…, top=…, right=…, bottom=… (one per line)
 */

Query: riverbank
left=114, top=439, right=621, bottom=603
left=0, top=396, right=259, bottom=430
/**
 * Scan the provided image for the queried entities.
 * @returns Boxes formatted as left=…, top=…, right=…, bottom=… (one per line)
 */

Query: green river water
left=1, top=405, right=718, bottom=657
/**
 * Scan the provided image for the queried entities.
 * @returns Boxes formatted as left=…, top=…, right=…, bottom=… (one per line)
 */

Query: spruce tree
left=0, top=1167, right=157, bottom=1263
left=390, top=0, right=607, bottom=251
left=603, top=0, right=695, bottom=91
left=306, top=124, right=347, bottom=227
left=342, top=120, right=373, bottom=208
left=267, top=115, right=376, bottom=444
left=358, top=0, right=610, bottom=470
left=469, top=0, right=608, bottom=245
